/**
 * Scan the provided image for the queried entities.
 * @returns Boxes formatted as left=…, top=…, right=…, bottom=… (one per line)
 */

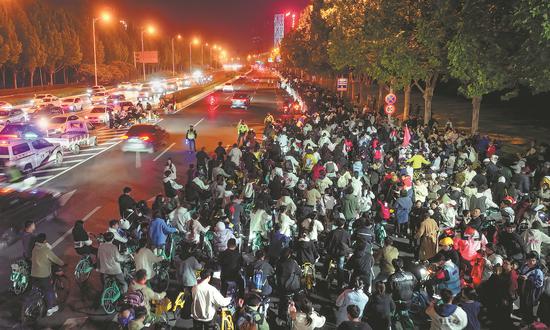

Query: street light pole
left=189, top=41, right=192, bottom=74
left=171, top=37, right=175, bottom=76
left=92, top=18, right=98, bottom=86
left=201, top=44, right=204, bottom=68
left=141, top=29, right=146, bottom=81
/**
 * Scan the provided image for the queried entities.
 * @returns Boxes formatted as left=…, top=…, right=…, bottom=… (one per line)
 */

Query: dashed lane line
left=153, top=142, right=176, bottom=162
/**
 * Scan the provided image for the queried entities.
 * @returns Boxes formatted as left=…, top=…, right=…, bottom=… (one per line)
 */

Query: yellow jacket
left=407, top=154, right=430, bottom=170
left=237, top=123, right=248, bottom=134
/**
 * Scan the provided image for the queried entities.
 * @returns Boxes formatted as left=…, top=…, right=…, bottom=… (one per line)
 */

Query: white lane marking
left=63, top=153, right=96, bottom=159
left=193, top=117, right=204, bottom=127
left=34, top=175, right=54, bottom=180
left=153, top=142, right=176, bottom=161
left=63, top=159, right=88, bottom=164
left=59, top=189, right=77, bottom=207
left=135, top=151, right=142, bottom=168
left=33, top=167, right=72, bottom=174
left=51, top=206, right=101, bottom=249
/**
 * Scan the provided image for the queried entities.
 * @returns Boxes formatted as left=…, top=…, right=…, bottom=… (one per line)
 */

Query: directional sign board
left=134, top=51, right=159, bottom=64
left=385, top=93, right=397, bottom=105
left=337, top=78, right=348, bottom=92
left=384, top=104, right=396, bottom=115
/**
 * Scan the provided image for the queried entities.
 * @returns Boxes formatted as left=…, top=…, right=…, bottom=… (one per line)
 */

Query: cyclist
left=247, top=249, right=275, bottom=296
left=219, top=238, right=243, bottom=294
left=118, top=186, right=137, bottom=219
left=290, top=296, right=326, bottom=329
left=296, top=230, right=319, bottom=266
left=21, top=220, right=36, bottom=261
left=149, top=212, right=177, bottom=256
left=275, top=247, right=302, bottom=324
left=30, top=233, right=64, bottom=316
left=98, top=232, right=128, bottom=294
left=264, top=112, right=274, bottom=125
left=72, top=220, right=97, bottom=256
left=191, top=269, right=232, bottom=329
left=128, top=269, right=167, bottom=320
left=135, top=238, right=163, bottom=281
left=108, top=219, right=129, bottom=245
left=386, top=258, right=417, bottom=329
left=335, top=277, right=369, bottom=327
left=128, top=306, right=147, bottom=330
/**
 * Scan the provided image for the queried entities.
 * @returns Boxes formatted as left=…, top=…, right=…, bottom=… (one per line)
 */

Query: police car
left=0, top=136, right=63, bottom=173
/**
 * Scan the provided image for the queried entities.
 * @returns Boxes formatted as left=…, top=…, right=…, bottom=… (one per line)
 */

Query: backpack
left=122, top=289, right=145, bottom=308
left=250, top=267, right=267, bottom=293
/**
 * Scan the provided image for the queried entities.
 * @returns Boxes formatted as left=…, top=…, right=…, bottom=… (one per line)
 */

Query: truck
left=44, top=120, right=98, bottom=154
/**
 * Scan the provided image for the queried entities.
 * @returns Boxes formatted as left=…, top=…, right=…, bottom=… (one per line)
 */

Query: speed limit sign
left=384, top=104, right=396, bottom=115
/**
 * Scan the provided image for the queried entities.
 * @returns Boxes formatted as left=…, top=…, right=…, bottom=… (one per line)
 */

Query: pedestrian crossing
left=33, top=126, right=128, bottom=187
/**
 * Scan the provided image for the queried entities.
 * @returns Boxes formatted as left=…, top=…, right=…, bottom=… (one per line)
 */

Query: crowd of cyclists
left=16, top=69, right=550, bottom=329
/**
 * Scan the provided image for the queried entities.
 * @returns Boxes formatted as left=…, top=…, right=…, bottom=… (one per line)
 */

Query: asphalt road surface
left=0, top=70, right=292, bottom=329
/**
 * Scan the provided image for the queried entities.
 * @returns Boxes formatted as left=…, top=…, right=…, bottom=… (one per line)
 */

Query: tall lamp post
left=171, top=34, right=182, bottom=76
left=140, top=25, right=156, bottom=81
left=189, top=38, right=199, bottom=74
left=92, top=12, right=111, bottom=86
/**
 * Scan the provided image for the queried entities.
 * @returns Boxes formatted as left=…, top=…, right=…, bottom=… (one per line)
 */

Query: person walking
left=415, top=211, right=439, bottom=261
left=237, top=120, right=249, bottom=146
left=186, top=125, right=198, bottom=152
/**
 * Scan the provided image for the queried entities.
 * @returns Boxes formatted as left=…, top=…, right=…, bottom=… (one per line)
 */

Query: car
left=0, top=108, right=27, bottom=125
left=107, top=93, right=126, bottom=106
left=30, top=94, right=55, bottom=106
left=121, top=124, right=169, bottom=153
left=116, top=101, right=135, bottom=112
left=222, top=83, right=234, bottom=93
left=0, top=187, right=60, bottom=248
left=85, top=106, right=112, bottom=124
left=0, top=123, right=45, bottom=139
left=41, top=115, right=81, bottom=135
left=87, top=85, right=106, bottom=95
left=231, top=93, right=251, bottom=109
left=30, top=105, right=69, bottom=123
left=117, top=82, right=132, bottom=90
left=60, top=97, right=84, bottom=112
left=39, top=96, right=61, bottom=107
left=90, top=91, right=108, bottom=105
left=138, top=87, right=154, bottom=101
left=0, top=137, right=63, bottom=174
left=130, top=83, right=143, bottom=91
left=0, top=101, right=12, bottom=110
left=165, top=82, right=178, bottom=92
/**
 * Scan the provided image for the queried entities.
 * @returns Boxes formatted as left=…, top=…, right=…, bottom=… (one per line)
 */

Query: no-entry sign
left=384, top=104, right=396, bottom=115
left=337, top=78, right=348, bottom=91
left=385, top=93, right=397, bottom=105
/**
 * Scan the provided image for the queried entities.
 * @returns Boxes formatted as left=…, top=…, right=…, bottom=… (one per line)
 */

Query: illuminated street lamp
left=189, top=37, right=200, bottom=74
left=92, top=12, right=111, bottom=86
left=140, top=25, right=156, bottom=81
left=171, top=34, right=182, bottom=76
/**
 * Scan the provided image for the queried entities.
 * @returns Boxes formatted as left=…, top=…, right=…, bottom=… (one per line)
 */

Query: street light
left=140, top=25, right=156, bottom=81
left=189, top=37, right=200, bottom=74
left=171, top=34, right=182, bottom=76
left=92, top=12, right=111, bottom=86
left=202, top=43, right=208, bottom=68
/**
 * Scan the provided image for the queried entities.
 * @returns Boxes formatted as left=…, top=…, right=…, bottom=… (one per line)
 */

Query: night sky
left=94, top=0, right=310, bottom=55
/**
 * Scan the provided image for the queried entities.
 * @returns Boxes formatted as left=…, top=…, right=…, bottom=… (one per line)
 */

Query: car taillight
left=140, top=136, right=150, bottom=141
left=121, top=135, right=128, bottom=140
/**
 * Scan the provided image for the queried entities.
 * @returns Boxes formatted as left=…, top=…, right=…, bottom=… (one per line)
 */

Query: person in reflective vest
left=237, top=120, right=248, bottom=146
left=186, top=125, right=197, bottom=152
left=434, top=254, right=461, bottom=296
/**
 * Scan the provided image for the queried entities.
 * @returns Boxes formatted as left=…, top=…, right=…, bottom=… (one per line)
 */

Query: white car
left=138, top=88, right=154, bottom=101
left=31, top=94, right=55, bottom=106
left=130, top=83, right=143, bottom=91
left=87, top=85, right=106, bottom=95
left=0, top=108, right=26, bottom=125
left=118, top=82, right=132, bottom=90
left=60, top=97, right=84, bottom=112
left=90, top=92, right=108, bottom=105
left=0, top=138, right=63, bottom=173
left=40, top=96, right=61, bottom=107
left=85, top=106, right=112, bottom=124
left=222, top=83, right=234, bottom=93
left=0, top=101, right=12, bottom=110
left=41, top=114, right=81, bottom=135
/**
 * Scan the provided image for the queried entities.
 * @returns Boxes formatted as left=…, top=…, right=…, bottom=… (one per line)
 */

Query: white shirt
left=192, top=280, right=231, bottom=322
left=169, top=206, right=192, bottom=233
left=135, top=247, right=162, bottom=280
left=293, top=311, right=326, bottom=330
left=279, top=213, right=294, bottom=237
left=228, top=147, right=242, bottom=166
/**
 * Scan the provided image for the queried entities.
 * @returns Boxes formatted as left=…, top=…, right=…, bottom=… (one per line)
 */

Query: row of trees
left=280, top=0, right=550, bottom=133
left=0, top=0, right=211, bottom=89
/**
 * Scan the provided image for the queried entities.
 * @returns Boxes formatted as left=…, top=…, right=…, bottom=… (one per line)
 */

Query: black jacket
left=219, top=248, right=242, bottom=282
left=296, top=239, right=319, bottom=265
left=345, top=249, right=373, bottom=278
left=118, top=194, right=136, bottom=218
left=326, top=228, right=351, bottom=257
left=387, top=270, right=417, bottom=303
left=352, top=225, right=375, bottom=253
left=498, top=231, right=526, bottom=258
left=276, top=258, right=301, bottom=293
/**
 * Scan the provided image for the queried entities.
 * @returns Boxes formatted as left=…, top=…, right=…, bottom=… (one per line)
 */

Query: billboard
left=274, top=14, right=285, bottom=47
left=134, top=51, right=158, bottom=64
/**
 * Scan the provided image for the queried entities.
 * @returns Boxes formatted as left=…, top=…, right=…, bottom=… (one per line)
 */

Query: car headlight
left=38, top=118, right=49, bottom=129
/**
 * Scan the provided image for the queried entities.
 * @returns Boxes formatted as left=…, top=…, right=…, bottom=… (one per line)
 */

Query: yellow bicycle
left=220, top=307, right=234, bottom=330
left=301, top=262, right=316, bottom=291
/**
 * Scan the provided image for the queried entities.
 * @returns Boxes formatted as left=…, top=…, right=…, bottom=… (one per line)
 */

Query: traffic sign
left=337, top=78, right=348, bottom=92
left=385, top=93, right=397, bottom=105
left=134, top=51, right=159, bottom=64
left=384, top=104, right=396, bottom=115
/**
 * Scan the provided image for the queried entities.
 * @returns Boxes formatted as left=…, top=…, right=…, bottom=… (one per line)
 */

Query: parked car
left=60, top=97, right=84, bottom=112
left=90, top=92, right=108, bottom=105
left=0, top=108, right=27, bottom=125
left=85, top=106, right=112, bottom=124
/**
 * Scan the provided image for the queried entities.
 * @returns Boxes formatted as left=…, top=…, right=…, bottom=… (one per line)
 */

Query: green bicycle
left=74, top=255, right=94, bottom=284
left=100, top=275, right=122, bottom=314
left=10, top=259, right=30, bottom=295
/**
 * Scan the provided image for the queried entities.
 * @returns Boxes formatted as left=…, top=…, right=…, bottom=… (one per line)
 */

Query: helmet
left=464, top=226, right=476, bottom=236
left=439, top=237, right=454, bottom=246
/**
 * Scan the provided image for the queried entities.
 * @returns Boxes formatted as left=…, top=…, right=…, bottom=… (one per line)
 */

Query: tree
left=447, top=0, right=514, bottom=133
left=0, top=5, right=22, bottom=88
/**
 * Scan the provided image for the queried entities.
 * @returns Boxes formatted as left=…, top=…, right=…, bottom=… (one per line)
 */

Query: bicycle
left=21, top=268, right=70, bottom=324
left=219, top=307, right=234, bottom=330
left=151, top=260, right=171, bottom=293
left=325, top=258, right=337, bottom=287
left=301, top=262, right=316, bottom=292
left=74, top=254, right=94, bottom=284
left=10, top=259, right=30, bottom=295
left=100, top=275, right=122, bottom=314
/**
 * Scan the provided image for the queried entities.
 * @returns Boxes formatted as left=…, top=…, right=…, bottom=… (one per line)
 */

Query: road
left=0, top=70, right=287, bottom=329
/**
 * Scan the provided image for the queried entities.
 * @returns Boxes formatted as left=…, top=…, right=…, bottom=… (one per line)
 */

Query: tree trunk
left=471, top=95, right=482, bottom=134
left=376, top=84, right=384, bottom=113
left=49, top=69, right=54, bottom=85
left=403, top=84, right=411, bottom=121
left=423, top=86, right=434, bottom=125
left=365, top=78, right=371, bottom=109
left=12, top=70, right=17, bottom=89
left=349, top=72, right=355, bottom=103
left=63, top=67, right=67, bottom=84
left=358, top=75, right=363, bottom=105
left=39, top=68, right=43, bottom=86
left=2, top=69, right=5, bottom=88
left=29, top=68, right=35, bottom=88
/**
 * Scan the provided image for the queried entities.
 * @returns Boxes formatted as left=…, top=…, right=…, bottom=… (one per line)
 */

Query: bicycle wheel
left=74, top=258, right=92, bottom=284
left=12, top=275, right=29, bottom=296
left=21, top=291, right=45, bottom=324
left=101, top=286, right=120, bottom=314
left=54, top=275, right=70, bottom=304
left=151, top=268, right=170, bottom=292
